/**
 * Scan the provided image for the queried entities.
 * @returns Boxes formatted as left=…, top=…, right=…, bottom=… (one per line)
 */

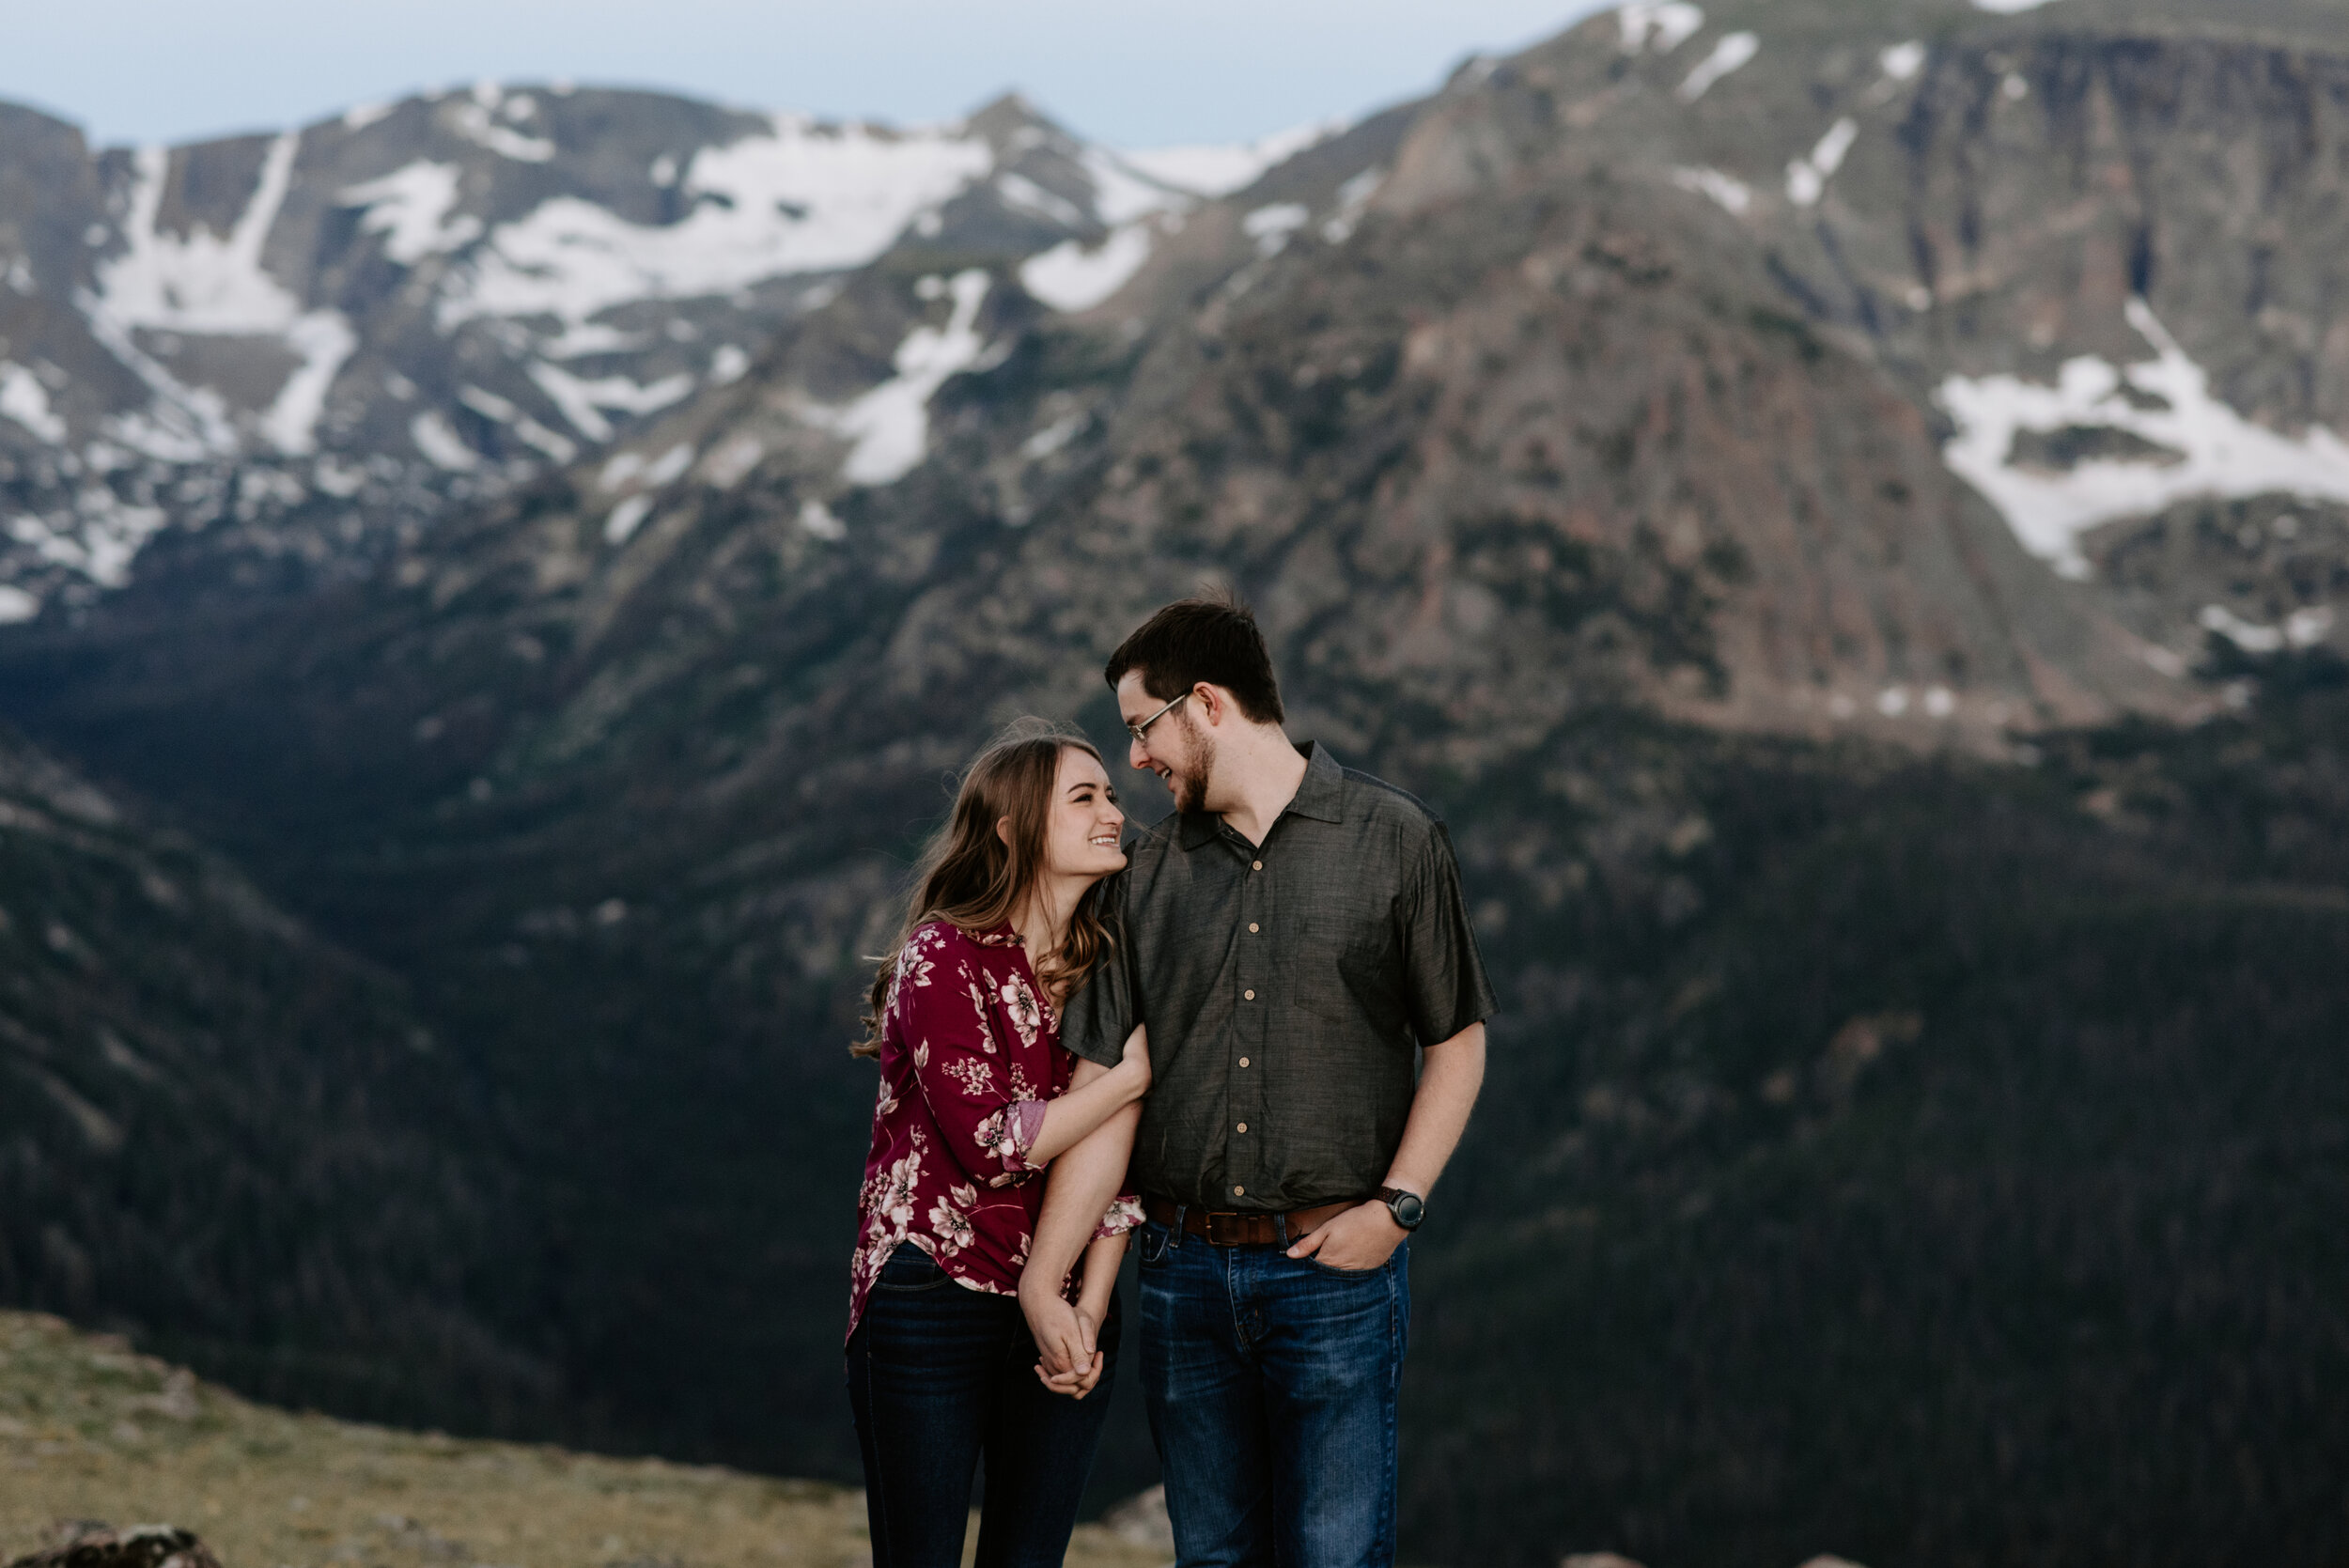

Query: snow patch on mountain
left=814, top=270, right=992, bottom=486
left=1672, top=166, right=1752, bottom=215
left=1021, top=223, right=1158, bottom=312
left=1973, top=0, right=2065, bottom=11
left=0, top=365, right=66, bottom=443
left=1118, top=122, right=1339, bottom=200
left=525, top=362, right=693, bottom=442
left=1679, top=32, right=1759, bottom=101
left=410, top=410, right=479, bottom=471
left=1618, top=2, right=1705, bottom=54
left=87, top=135, right=357, bottom=454
left=450, top=100, right=556, bottom=163
left=443, top=116, right=995, bottom=329
left=1321, top=167, right=1385, bottom=243
left=603, top=494, right=653, bottom=545
left=996, top=172, right=1084, bottom=226
left=1938, top=299, right=2349, bottom=577
left=1243, top=203, right=1311, bottom=256
left=1786, top=119, right=1858, bottom=208
left=262, top=313, right=358, bottom=454
left=338, top=163, right=484, bottom=264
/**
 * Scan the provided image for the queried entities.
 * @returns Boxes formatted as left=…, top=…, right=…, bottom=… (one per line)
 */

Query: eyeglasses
left=1125, top=691, right=1189, bottom=744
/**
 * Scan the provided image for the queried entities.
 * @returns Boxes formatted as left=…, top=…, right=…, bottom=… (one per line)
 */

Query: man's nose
left=1128, top=738, right=1149, bottom=769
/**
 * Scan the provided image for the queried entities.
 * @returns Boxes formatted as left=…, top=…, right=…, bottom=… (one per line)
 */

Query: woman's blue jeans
left=1134, top=1218, right=1409, bottom=1568
left=847, top=1242, right=1123, bottom=1568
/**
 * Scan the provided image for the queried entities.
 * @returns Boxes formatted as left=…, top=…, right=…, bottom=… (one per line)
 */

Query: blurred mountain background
left=2, top=1, right=2347, bottom=1563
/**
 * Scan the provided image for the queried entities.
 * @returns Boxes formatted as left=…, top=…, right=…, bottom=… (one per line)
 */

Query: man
left=1020, top=595, right=1494, bottom=1568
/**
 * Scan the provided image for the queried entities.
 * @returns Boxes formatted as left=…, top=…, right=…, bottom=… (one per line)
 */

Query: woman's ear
left=996, top=815, right=1014, bottom=848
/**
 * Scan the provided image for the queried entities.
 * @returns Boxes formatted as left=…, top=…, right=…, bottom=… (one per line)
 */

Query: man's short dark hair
left=1106, top=595, right=1285, bottom=725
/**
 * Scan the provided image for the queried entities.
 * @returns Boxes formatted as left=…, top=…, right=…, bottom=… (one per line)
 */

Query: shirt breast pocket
left=1293, top=905, right=1399, bottom=1023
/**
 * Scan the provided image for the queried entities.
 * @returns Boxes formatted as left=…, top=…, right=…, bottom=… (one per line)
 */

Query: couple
left=846, top=596, right=1495, bottom=1568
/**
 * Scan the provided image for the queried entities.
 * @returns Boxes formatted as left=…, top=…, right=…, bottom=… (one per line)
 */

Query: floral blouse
left=848, top=920, right=1143, bottom=1341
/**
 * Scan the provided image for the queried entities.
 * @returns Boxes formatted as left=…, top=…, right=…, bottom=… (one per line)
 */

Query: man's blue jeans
left=1134, top=1217, right=1408, bottom=1568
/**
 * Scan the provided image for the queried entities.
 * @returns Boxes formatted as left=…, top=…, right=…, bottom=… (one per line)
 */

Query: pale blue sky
left=8, top=1, right=1611, bottom=151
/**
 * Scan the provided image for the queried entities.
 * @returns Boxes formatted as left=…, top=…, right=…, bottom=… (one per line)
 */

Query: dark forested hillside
left=1409, top=660, right=2349, bottom=1566
left=0, top=729, right=543, bottom=1433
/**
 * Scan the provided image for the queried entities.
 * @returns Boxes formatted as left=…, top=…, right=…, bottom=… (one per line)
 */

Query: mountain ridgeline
left=2, top=2, right=2348, bottom=1564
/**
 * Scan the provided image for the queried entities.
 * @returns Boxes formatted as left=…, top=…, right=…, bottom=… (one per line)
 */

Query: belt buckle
left=1203, top=1211, right=1248, bottom=1246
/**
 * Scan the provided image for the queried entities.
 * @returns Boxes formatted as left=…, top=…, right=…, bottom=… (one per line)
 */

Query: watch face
left=1391, top=1192, right=1424, bottom=1229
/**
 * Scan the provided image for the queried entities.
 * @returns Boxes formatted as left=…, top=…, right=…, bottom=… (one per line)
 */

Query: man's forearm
left=1025, top=1099, right=1141, bottom=1293
left=1384, top=1022, right=1486, bottom=1196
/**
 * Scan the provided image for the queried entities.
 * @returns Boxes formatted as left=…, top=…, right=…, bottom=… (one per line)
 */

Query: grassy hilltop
left=0, top=1312, right=1160, bottom=1568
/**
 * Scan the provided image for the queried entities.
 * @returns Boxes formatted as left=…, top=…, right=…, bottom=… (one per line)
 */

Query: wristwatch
left=1377, top=1187, right=1425, bottom=1231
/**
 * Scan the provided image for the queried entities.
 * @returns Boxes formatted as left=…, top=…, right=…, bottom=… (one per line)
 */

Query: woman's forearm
left=1075, top=1232, right=1126, bottom=1323
left=1026, top=1026, right=1148, bottom=1165
left=1023, top=1099, right=1140, bottom=1298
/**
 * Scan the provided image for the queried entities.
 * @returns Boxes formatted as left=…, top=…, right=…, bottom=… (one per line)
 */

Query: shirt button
left=1237, top=1123, right=1248, bottom=1133
left=1238, top=1057, right=1250, bottom=1067
left=1233, top=1186, right=1245, bottom=1197
left=1244, top=989, right=1255, bottom=1001
left=1248, top=923, right=1259, bottom=933
left=1252, top=860, right=1263, bottom=871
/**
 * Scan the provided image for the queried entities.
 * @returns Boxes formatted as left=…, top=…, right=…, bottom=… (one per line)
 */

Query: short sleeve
left=1059, top=875, right=1137, bottom=1069
left=1398, top=823, right=1498, bottom=1047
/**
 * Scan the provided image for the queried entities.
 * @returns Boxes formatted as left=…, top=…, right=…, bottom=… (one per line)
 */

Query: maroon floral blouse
left=848, top=920, right=1142, bottom=1341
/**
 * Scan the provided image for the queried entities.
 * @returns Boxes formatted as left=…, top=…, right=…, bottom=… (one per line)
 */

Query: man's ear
left=1192, top=682, right=1223, bottom=727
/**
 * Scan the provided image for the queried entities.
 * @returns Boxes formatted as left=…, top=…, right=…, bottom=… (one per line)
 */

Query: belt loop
left=1275, top=1213, right=1291, bottom=1250
left=1170, top=1203, right=1186, bottom=1250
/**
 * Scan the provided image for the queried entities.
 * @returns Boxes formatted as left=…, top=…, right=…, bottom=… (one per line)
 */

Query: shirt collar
left=1286, top=740, right=1346, bottom=824
left=1174, top=739, right=1346, bottom=850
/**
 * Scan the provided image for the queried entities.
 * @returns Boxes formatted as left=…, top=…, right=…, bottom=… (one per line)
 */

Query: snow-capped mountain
left=0, top=84, right=1316, bottom=618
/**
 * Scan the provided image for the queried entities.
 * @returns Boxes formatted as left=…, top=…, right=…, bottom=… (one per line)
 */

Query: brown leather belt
left=1143, top=1193, right=1360, bottom=1248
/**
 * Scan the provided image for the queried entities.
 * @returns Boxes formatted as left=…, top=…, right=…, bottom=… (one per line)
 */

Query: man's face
left=1118, top=669, right=1215, bottom=814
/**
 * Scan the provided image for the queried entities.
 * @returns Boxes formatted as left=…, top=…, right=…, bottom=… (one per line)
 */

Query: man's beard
left=1170, top=724, right=1216, bottom=815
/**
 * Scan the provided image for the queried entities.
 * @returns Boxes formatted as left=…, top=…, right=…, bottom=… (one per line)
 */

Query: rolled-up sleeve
left=1399, top=824, right=1499, bottom=1047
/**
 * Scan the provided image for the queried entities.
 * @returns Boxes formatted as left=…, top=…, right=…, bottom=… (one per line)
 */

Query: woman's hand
left=1034, top=1299, right=1110, bottom=1399
left=1019, top=1271, right=1094, bottom=1384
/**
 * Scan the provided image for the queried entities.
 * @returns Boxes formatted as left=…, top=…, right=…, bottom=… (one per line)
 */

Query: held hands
left=1019, top=1272, right=1093, bottom=1376
left=1034, top=1300, right=1108, bottom=1399
left=1285, top=1199, right=1408, bottom=1271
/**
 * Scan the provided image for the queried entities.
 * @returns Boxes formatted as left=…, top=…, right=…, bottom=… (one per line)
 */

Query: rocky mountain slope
left=3, top=2, right=2349, bottom=1564
left=0, top=83, right=1268, bottom=620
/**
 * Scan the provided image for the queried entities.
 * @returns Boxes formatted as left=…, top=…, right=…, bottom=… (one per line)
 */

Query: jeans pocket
left=1304, top=1248, right=1390, bottom=1279
left=1136, top=1221, right=1172, bottom=1266
left=872, top=1242, right=951, bottom=1292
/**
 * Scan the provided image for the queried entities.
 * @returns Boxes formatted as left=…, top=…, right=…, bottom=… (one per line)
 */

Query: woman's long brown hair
left=853, top=720, right=1116, bottom=1058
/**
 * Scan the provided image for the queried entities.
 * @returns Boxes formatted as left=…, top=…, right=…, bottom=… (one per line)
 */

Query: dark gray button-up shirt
left=1062, top=742, right=1497, bottom=1212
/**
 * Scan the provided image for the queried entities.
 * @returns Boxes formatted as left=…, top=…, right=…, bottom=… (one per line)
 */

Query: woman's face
left=1042, top=746, right=1127, bottom=881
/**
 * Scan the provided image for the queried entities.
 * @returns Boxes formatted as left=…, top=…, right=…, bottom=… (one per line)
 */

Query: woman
left=847, top=721, right=1151, bottom=1568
